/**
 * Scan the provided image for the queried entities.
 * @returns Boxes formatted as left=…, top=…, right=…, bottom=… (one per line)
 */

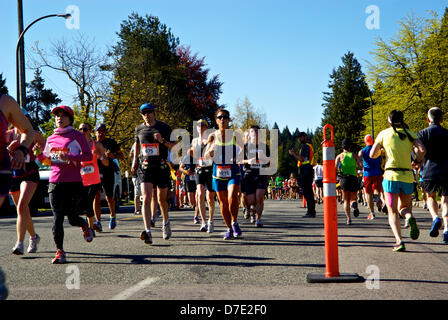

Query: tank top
left=340, top=152, right=357, bottom=176
left=0, top=93, right=11, bottom=173
left=361, top=146, right=382, bottom=177
left=80, top=139, right=101, bottom=186
left=212, top=133, right=241, bottom=180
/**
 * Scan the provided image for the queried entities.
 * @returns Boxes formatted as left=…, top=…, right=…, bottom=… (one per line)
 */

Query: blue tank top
left=361, top=145, right=382, bottom=177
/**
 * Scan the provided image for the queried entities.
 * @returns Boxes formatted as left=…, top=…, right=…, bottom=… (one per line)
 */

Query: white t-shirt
left=314, top=164, right=323, bottom=180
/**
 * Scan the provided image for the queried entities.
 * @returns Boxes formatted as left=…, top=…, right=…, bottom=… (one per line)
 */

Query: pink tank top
left=80, top=139, right=101, bottom=186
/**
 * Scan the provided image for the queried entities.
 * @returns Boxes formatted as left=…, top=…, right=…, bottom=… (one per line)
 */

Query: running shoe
left=346, top=219, right=352, bottom=225
left=232, top=222, right=242, bottom=238
left=134, top=210, right=141, bottom=215
left=443, top=231, right=448, bottom=244
left=194, top=216, right=200, bottom=224
left=151, top=218, right=155, bottom=228
left=302, top=212, right=316, bottom=218
left=207, top=220, right=214, bottom=233
left=367, top=213, right=375, bottom=220
left=27, top=234, right=40, bottom=253
left=52, top=249, right=66, bottom=264
left=382, top=205, right=388, bottom=214
left=407, top=216, right=420, bottom=240
left=162, top=221, right=172, bottom=240
left=200, top=222, right=208, bottom=232
left=109, top=217, right=116, bottom=230
left=250, top=214, right=256, bottom=224
left=93, top=221, right=103, bottom=232
left=140, top=231, right=152, bottom=245
left=82, top=226, right=94, bottom=243
left=392, top=241, right=406, bottom=252
left=423, top=203, right=427, bottom=210
left=255, top=219, right=264, bottom=228
left=223, top=228, right=234, bottom=240
left=12, top=242, right=24, bottom=255
left=429, top=217, right=442, bottom=238
left=243, top=208, right=250, bottom=219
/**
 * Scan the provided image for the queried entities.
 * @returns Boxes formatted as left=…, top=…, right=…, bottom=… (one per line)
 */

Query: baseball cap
left=95, top=123, right=107, bottom=131
left=52, top=105, right=74, bottom=118
left=140, top=103, right=155, bottom=113
left=364, top=134, right=374, bottom=146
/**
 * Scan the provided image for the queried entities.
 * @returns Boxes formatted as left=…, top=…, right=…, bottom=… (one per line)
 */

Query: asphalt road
left=1, top=198, right=448, bottom=301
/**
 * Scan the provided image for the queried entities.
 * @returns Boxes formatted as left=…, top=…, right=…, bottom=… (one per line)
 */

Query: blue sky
left=0, top=0, right=446, bottom=132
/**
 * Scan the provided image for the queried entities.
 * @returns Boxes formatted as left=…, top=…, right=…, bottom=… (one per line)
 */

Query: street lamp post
left=368, top=90, right=374, bottom=140
left=16, top=13, right=71, bottom=107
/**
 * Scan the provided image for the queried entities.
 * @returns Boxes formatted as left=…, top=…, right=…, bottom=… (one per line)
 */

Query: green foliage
left=321, top=51, right=371, bottom=153
left=366, top=9, right=448, bottom=136
left=0, top=73, right=8, bottom=95
left=24, top=68, right=61, bottom=132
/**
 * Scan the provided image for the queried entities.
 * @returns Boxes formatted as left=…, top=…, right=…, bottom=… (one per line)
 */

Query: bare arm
left=2, top=95, right=35, bottom=169
left=369, top=142, right=382, bottom=159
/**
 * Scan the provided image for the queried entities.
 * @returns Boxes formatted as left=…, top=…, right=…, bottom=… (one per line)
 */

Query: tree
left=366, top=9, right=448, bottom=135
left=0, top=73, right=8, bottom=95
left=321, top=51, right=370, bottom=153
left=232, top=96, right=268, bottom=130
left=24, top=68, right=61, bottom=131
left=32, top=34, right=108, bottom=123
left=177, top=45, right=223, bottom=127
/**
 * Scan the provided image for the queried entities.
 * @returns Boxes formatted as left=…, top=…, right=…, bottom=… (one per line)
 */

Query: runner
left=417, top=107, right=448, bottom=243
left=0, top=94, right=34, bottom=208
left=241, top=125, right=270, bottom=227
left=335, top=139, right=362, bottom=225
left=130, top=143, right=142, bottom=215
left=275, top=175, right=284, bottom=200
left=313, top=161, right=323, bottom=204
left=370, top=110, right=426, bottom=252
left=289, top=132, right=317, bottom=218
left=132, top=103, right=176, bottom=244
left=204, top=108, right=243, bottom=240
left=358, top=134, right=383, bottom=220
left=192, top=119, right=216, bottom=233
left=179, top=150, right=199, bottom=224
left=40, top=105, right=94, bottom=264
left=94, top=123, right=123, bottom=230
left=78, top=122, right=107, bottom=233
left=288, top=173, right=298, bottom=201
left=8, top=110, right=44, bottom=255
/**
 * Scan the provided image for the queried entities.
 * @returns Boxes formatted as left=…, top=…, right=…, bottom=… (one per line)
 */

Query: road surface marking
left=110, top=277, right=158, bottom=300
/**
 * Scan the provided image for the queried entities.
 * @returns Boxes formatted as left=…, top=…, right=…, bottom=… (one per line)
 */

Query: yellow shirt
left=375, top=127, right=417, bottom=183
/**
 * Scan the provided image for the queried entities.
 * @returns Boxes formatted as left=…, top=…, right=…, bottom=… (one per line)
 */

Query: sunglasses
left=79, top=127, right=90, bottom=132
left=217, top=115, right=229, bottom=120
left=141, top=110, right=154, bottom=115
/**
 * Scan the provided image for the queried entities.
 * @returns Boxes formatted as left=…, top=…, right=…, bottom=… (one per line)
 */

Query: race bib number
left=80, top=165, right=95, bottom=175
left=199, top=157, right=213, bottom=167
left=49, top=147, right=69, bottom=164
left=141, top=143, right=159, bottom=157
left=216, top=165, right=232, bottom=178
left=250, top=161, right=262, bottom=169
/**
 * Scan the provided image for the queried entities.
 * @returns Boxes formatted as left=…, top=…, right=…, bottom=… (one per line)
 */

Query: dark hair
left=388, top=110, right=415, bottom=142
left=80, top=122, right=92, bottom=130
left=250, top=125, right=260, bottom=130
left=215, top=108, right=230, bottom=118
left=342, top=138, right=351, bottom=151
left=428, top=107, right=443, bottom=124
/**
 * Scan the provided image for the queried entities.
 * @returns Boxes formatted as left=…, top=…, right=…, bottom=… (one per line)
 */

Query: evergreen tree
left=24, top=69, right=61, bottom=130
left=321, top=51, right=370, bottom=153
left=0, top=73, right=8, bottom=94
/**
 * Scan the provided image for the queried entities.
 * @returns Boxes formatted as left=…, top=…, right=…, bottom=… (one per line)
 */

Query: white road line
left=110, top=277, right=158, bottom=300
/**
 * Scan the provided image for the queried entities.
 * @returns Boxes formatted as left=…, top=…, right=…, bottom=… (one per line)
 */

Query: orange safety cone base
left=306, top=273, right=364, bottom=283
